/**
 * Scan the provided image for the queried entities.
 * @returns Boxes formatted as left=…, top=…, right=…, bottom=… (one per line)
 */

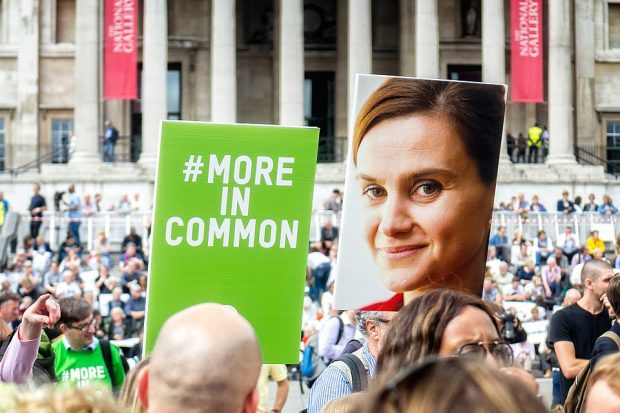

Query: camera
left=498, top=311, right=515, bottom=341
left=54, top=191, right=65, bottom=211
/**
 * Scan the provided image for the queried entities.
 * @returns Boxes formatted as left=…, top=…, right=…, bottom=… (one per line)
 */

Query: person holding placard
left=339, top=77, right=505, bottom=310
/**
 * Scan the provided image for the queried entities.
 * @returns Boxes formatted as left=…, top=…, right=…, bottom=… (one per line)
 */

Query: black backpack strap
left=337, top=353, right=368, bottom=392
left=99, top=339, right=116, bottom=389
left=334, top=316, right=344, bottom=344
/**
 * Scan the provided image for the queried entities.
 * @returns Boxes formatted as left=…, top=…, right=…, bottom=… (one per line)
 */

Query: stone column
left=139, top=0, right=168, bottom=169
left=211, top=0, right=236, bottom=122
left=546, top=0, right=576, bottom=164
left=278, top=0, right=304, bottom=126
left=347, top=0, right=372, bottom=127
left=575, top=0, right=596, bottom=148
left=14, top=0, right=39, bottom=168
left=399, top=0, right=415, bottom=76
left=335, top=0, right=347, bottom=142
left=482, top=0, right=508, bottom=163
left=415, top=0, right=438, bottom=78
left=71, top=0, right=101, bottom=165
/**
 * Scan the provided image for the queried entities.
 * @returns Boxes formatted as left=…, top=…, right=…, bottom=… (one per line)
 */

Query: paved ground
left=268, top=378, right=554, bottom=412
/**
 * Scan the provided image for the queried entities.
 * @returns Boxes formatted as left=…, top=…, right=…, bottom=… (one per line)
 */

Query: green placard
left=145, top=121, right=319, bottom=362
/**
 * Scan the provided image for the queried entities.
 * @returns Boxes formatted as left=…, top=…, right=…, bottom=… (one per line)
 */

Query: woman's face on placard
left=356, top=114, right=494, bottom=296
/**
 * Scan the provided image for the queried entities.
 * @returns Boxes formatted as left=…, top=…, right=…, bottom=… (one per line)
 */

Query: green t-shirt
left=52, top=338, right=125, bottom=389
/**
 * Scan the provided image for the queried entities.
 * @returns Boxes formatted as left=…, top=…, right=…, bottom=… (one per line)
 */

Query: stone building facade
left=0, top=0, right=619, bottom=210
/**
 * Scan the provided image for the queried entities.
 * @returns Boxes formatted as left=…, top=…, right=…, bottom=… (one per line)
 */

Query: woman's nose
left=380, top=196, right=414, bottom=237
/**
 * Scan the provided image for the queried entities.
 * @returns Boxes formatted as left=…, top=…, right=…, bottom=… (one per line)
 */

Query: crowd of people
left=0, top=183, right=620, bottom=413
left=506, top=123, right=550, bottom=164
left=496, top=191, right=618, bottom=215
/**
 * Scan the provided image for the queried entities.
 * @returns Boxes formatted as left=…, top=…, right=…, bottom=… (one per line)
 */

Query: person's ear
left=58, top=323, right=68, bottom=334
left=366, top=320, right=379, bottom=341
left=137, top=365, right=149, bottom=408
left=242, top=387, right=259, bottom=413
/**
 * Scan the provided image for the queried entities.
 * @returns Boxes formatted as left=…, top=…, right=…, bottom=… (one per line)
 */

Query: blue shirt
left=67, top=193, right=82, bottom=219
left=489, top=234, right=508, bottom=246
left=306, top=342, right=376, bottom=413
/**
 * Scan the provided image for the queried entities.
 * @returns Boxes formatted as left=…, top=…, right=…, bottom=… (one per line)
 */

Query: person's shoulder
left=550, top=305, right=574, bottom=323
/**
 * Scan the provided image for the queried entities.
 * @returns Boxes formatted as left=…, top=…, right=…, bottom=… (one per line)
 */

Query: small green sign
left=145, top=121, right=319, bottom=362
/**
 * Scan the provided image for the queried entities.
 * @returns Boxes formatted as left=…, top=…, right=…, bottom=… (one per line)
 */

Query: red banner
left=510, top=0, right=543, bottom=102
left=104, top=0, right=137, bottom=100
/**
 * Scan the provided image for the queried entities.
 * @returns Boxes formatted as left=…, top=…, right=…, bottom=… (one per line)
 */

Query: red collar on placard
left=359, top=293, right=404, bottom=311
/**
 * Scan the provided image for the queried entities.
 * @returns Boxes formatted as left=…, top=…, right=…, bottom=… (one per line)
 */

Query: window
left=0, top=118, right=5, bottom=171
left=167, top=64, right=181, bottom=120
left=448, top=65, right=482, bottom=82
left=131, top=63, right=182, bottom=161
left=606, top=120, right=620, bottom=175
left=610, top=3, right=620, bottom=49
left=51, top=119, right=73, bottom=163
left=304, top=71, right=336, bottom=162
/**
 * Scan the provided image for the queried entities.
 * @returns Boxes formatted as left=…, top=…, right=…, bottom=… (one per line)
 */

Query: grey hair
left=355, top=311, right=383, bottom=337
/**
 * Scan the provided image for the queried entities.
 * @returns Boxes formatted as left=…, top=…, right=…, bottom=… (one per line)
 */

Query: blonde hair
left=0, top=383, right=122, bottom=413
left=119, top=358, right=150, bottom=413
left=587, top=352, right=620, bottom=398
left=110, top=307, right=126, bottom=319
left=364, top=357, right=546, bottom=413
left=322, top=393, right=366, bottom=413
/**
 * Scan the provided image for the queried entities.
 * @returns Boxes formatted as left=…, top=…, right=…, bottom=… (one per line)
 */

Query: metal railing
left=317, top=136, right=346, bottom=163
left=16, top=209, right=620, bottom=257
left=309, top=209, right=620, bottom=250
left=574, top=144, right=620, bottom=176
left=491, top=211, right=619, bottom=249
left=15, top=211, right=151, bottom=254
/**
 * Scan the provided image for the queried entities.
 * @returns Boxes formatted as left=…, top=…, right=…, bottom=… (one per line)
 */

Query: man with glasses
left=307, top=311, right=396, bottom=413
left=52, top=297, right=125, bottom=390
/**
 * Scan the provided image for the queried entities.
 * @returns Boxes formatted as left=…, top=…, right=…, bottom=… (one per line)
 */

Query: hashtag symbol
left=183, top=155, right=204, bottom=182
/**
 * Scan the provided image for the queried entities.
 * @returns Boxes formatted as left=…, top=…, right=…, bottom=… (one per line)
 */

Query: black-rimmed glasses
left=453, top=340, right=513, bottom=367
left=66, top=318, right=97, bottom=332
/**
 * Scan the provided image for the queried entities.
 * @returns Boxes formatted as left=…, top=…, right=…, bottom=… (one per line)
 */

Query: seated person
left=108, top=307, right=132, bottom=340
left=124, top=284, right=146, bottom=336
left=503, top=277, right=525, bottom=301
left=120, top=259, right=143, bottom=293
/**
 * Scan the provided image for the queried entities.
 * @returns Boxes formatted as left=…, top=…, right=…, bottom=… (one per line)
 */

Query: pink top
left=0, top=328, right=40, bottom=384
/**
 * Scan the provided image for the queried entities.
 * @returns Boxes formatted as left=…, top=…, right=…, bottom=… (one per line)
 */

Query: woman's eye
left=414, top=181, right=442, bottom=197
left=362, top=185, right=386, bottom=200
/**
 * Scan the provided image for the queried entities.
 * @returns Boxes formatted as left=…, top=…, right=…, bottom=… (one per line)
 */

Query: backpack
left=300, top=316, right=344, bottom=388
left=99, top=339, right=129, bottom=391
left=333, top=352, right=369, bottom=392
left=0, top=328, right=56, bottom=384
left=298, top=347, right=368, bottom=413
left=109, top=127, right=119, bottom=143
left=564, top=331, right=620, bottom=413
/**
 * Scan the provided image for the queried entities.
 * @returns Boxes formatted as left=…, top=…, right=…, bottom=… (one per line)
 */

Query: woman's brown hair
left=363, top=357, right=546, bottom=413
left=353, top=78, right=506, bottom=184
left=376, top=289, right=500, bottom=379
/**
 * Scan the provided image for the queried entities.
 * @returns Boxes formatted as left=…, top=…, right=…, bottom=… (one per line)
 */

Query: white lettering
left=208, top=154, right=231, bottom=184
left=231, top=187, right=250, bottom=216
left=233, top=219, right=256, bottom=247
left=233, top=156, right=252, bottom=185
left=220, top=187, right=229, bottom=215
left=259, top=219, right=277, bottom=248
left=280, top=220, right=298, bottom=248
left=276, top=157, right=294, bottom=186
left=165, top=216, right=183, bottom=246
left=208, top=218, right=230, bottom=247
left=255, top=156, right=274, bottom=185
left=187, top=217, right=205, bottom=247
